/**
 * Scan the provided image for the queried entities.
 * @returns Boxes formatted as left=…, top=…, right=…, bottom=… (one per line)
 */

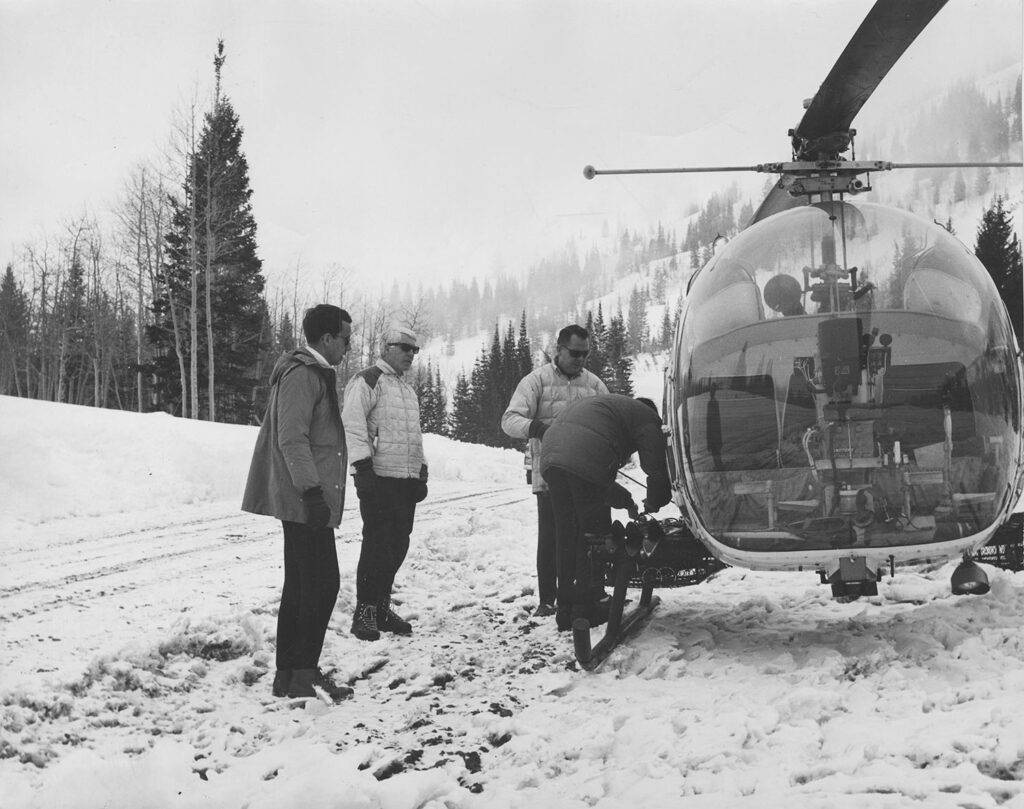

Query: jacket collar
left=304, top=345, right=332, bottom=368
left=552, top=362, right=582, bottom=381
left=376, top=357, right=402, bottom=377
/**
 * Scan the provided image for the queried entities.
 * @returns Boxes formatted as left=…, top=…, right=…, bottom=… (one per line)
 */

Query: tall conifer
left=975, top=196, right=1023, bottom=343
left=149, top=48, right=268, bottom=423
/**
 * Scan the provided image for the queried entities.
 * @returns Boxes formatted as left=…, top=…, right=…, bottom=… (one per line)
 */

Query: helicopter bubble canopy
left=673, top=201, right=1023, bottom=563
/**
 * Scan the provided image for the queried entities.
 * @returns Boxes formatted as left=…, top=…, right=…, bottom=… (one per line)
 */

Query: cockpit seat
left=880, top=362, right=974, bottom=452
left=694, top=374, right=777, bottom=472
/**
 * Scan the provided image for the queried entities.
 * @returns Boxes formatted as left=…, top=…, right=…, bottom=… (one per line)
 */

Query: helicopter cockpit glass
left=677, top=201, right=1021, bottom=555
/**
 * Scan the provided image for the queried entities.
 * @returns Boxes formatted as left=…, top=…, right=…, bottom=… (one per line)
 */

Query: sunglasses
left=388, top=342, right=420, bottom=355
left=559, top=346, right=590, bottom=359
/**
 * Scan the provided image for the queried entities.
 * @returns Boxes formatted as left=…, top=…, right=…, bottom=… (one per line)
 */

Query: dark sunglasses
left=559, top=345, right=590, bottom=359
left=388, top=342, right=420, bottom=355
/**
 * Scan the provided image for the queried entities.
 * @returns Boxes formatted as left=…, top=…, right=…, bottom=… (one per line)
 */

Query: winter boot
left=533, top=602, right=557, bottom=618
left=350, top=602, right=381, bottom=641
left=287, top=668, right=317, bottom=698
left=377, top=597, right=413, bottom=635
left=272, top=668, right=291, bottom=698
left=313, top=668, right=354, bottom=703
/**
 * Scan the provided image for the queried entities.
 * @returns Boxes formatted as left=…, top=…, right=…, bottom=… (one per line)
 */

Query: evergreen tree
left=583, top=308, right=609, bottom=382
left=433, top=365, right=448, bottom=436
left=974, top=166, right=990, bottom=196
left=975, top=196, right=1023, bottom=343
left=149, top=73, right=269, bottom=424
left=54, top=256, right=88, bottom=404
left=651, top=267, right=667, bottom=303
left=501, top=320, right=517, bottom=395
left=626, top=284, right=648, bottom=354
left=448, top=371, right=474, bottom=441
left=515, top=310, right=532, bottom=380
left=658, top=307, right=674, bottom=350
left=276, top=311, right=296, bottom=352
left=415, top=361, right=447, bottom=435
left=604, top=312, right=633, bottom=395
left=953, top=170, right=967, bottom=203
left=0, top=264, right=30, bottom=396
left=1009, top=74, right=1022, bottom=144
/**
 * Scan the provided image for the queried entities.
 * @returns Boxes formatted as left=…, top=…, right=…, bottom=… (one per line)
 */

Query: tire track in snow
left=0, top=486, right=529, bottom=621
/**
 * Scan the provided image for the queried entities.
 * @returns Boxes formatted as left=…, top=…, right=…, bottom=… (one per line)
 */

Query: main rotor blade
left=795, top=0, right=948, bottom=156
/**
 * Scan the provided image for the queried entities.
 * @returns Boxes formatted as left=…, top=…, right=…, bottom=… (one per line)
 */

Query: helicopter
left=573, top=0, right=1024, bottom=670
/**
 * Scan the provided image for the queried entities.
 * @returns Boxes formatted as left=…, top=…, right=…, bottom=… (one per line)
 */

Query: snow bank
left=0, top=394, right=521, bottom=538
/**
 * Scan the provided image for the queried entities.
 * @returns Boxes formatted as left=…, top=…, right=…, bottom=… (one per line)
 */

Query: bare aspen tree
left=55, top=219, right=88, bottom=404
left=188, top=106, right=200, bottom=420
left=115, top=164, right=160, bottom=411
left=162, top=93, right=203, bottom=418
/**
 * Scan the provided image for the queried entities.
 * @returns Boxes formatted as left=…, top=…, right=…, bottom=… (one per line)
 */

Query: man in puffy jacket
left=540, top=394, right=672, bottom=631
left=242, top=304, right=351, bottom=700
left=343, top=325, right=427, bottom=641
left=501, top=325, right=608, bottom=617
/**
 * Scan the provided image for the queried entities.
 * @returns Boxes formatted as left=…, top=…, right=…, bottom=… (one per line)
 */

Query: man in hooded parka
left=242, top=304, right=351, bottom=700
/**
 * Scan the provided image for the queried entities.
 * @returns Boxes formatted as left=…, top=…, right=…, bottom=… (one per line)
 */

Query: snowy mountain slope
left=3, top=398, right=1024, bottom=808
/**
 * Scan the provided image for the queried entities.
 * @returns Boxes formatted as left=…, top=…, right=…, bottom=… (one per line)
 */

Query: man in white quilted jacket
left=343, top=325, right=427, bottom=641
left=501, top=324, right=608, bottom=617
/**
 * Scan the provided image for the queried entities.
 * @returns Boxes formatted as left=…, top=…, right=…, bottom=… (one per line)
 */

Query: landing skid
left=571, top=517, right=724, bottom=670
left=573, top=556, right=659, bottom=671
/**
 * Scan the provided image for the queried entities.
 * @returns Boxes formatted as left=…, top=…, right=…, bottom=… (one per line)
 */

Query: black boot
left=287, top=668, right=317, bottom=698
left=272, top=668, right=291, bottom=698
left=350, top=602, right=381, bottom=641
left=313, top=668, right=354, bottom=702
left=377, top=597, right=413, bottom=635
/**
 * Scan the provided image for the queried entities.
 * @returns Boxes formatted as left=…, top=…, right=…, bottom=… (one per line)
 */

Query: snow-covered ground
left=3, top=394, right=1024, bottom=808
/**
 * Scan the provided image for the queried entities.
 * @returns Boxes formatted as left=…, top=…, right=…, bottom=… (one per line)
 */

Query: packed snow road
left=0, top=485, right=526, bottom=688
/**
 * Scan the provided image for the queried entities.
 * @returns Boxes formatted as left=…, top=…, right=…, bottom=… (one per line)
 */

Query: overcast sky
left=1, top=0, right=1020, bottom=293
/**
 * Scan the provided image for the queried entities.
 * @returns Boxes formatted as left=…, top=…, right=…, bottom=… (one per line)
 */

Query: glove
left=301, top=485, right=331, bottom=528
left=413, top=463, right=428, bottom=503
left=528, top=419, right=549, bottom=439
left=643, top=475, right=672, bottom=514
left=353, top=459, right=377, bottom=500
left=604, top=481, right=638, bottom=517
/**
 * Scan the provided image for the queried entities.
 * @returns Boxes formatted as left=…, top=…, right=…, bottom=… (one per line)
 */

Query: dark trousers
left=543, top=467, right=612, bottom=610
left=355, top=476, right=418, bottom=604
left=536, top=492, right=558, bottom=605
left=276, top=521, right=340, bottom=670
